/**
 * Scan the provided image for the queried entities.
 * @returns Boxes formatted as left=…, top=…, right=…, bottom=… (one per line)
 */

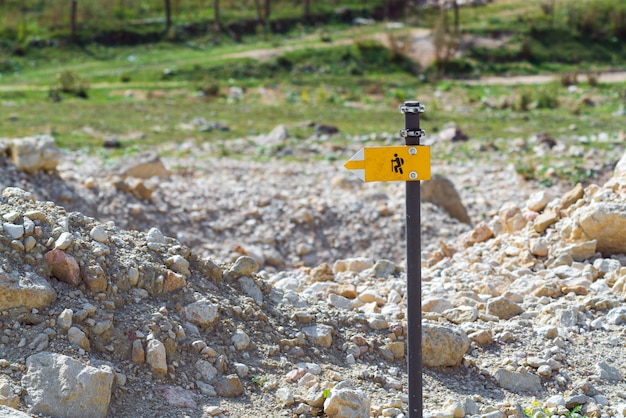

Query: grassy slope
left=0, top=1, right=625, bottom=186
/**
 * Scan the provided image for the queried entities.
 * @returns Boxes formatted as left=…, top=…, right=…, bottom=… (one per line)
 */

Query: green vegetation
left=0, top=0, right=625, bottom=188
left=524, top=402, right=588, bottom=417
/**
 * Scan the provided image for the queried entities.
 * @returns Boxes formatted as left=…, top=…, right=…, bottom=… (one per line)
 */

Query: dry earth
left=1, top=123, right=626, bottom=418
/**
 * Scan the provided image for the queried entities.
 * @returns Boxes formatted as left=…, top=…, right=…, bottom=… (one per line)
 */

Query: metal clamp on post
left=400, top=128, right=425, bottom=139
left=399, top=101, right=425, bottom=114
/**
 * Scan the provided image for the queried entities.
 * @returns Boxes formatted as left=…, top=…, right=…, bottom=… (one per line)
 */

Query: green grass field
left=1, top=0, right=625, bottom=186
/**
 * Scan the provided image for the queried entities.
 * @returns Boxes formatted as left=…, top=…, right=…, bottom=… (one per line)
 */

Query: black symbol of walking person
left=392, top=153, right=404, bottom=175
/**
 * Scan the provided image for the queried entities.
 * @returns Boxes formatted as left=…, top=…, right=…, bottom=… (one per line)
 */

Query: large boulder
left=422, top=323, right=469, bottom=367
left=21, top=352, right=114, bottom=418
left=323, top=381, right=370, bottom=418
left=0, top=406, right=32, bottom=418
left=0, top=271, right=56, bottom=311
left=114, top=151, right=170, bottom=179
left=576, top=202, right=626, bottom=254
left=421, top=174, right=472, bottom=225
left=5, top=135, right=61, bottom=173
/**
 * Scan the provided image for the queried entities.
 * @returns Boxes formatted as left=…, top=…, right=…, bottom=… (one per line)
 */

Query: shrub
left=55, top=70, right=89, bottom=98
left=560, top=71, right=578, bottom=86
left=566, top=0, right=626, bottom=40
left=535, top=83, right=560, bottom=109
left=586, top=70, right=600, bottom=86
left=517, top=89, right=533, bottom=111
left=197, top=77, right=220, bottom=98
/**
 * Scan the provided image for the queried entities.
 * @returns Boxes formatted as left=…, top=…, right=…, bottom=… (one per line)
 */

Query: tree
left=254, top=0, right=264, bottom=24
left=213, top=0, right=221, bottom=34
left=264, top=0, right=271, bottom=20
left=452, top=0, right=459, bottom=34
left=304, top=0, right=311, bottom=20
left=165, top=0, right=172, bottom=32
left=71, top=0, right=78, bottom=43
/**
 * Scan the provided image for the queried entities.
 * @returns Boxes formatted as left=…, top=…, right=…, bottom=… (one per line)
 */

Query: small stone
left=310, top=263, right=334, bottom=282
left=89, top=225, right=109, bottom=243
left=530, top=238, right=549, bottom=257
left=3, top=223, right=24, bottom=239
left=146, top=339, right=167, bottom=375
left=195, top=359, right=218, bottom=381
left=214, top=375, right=244, bottom=397
left=45, top=250, right=81, bottom=286
left=422, top=298, right=453, bottom=313
left=367, top=314, right=388, bottom=330
left=537, top=365, right=552, bottom=376
left=560, top=183, right=584, bottom=209
left=444, top=306, right=479, bottom=324
left=232, top=329, right=250, bottom=350
left=54, top=231, right=74, bottom=250
left=67, top=326, right=90, bottom=351
left=164, top=255, right=190, bottom=278
left=328, top=293, right=353, bottom=310
left=57, top=308, right=73, bottom=331
left=468, top=329, right=492, bottom=346
left=458, top=222, right=493, bottom=248
left=226, top=256, right=259, bottom=280
left=276, top=387, right=295, bottom=406
left=323, top=381, right=370, bottom=418
left=302, top=324, right=333, bottom=348
left=486, top=297, right=524, bottom=320
left=131, top=340, right=145, bottom=363
left=386, top=341, right=405, bottom=359
left=596, top=361, right=623, bottom=382
left=422, top=323, right=469, bottom=367
left=527, top=191, right=552, bottom=212
left=162, top=270, right=186, bottom=294
left=359, top=289, right=386, bottom=306
left=493, top=369, right=542, bottom=392
left=183, top=299, right=219, bottom=327
left=146, top=227, right=166, bottom=244
left=534, top=210, right=560, bottom=233
left=443, top=399, right=465, bottom=418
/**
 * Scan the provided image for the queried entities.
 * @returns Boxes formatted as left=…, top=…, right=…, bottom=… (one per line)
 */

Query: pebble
left=3, top=133, right=626, bottom=418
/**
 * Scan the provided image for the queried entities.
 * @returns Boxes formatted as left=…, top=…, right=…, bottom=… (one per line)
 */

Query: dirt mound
left=2, top=133, right=626, bottom=417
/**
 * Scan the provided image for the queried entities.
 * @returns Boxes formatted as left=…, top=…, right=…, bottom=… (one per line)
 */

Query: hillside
left=1, top=128, right=626, bottom=417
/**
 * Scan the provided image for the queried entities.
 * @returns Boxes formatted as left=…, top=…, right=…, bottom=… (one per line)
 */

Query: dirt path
left=1, top=27, right=625, bottom=92
left=460, top=70, right=626, bottom=85
left=2, top=70, right=621, bottom=93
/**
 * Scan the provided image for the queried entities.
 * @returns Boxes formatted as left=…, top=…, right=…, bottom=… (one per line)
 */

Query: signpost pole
left=400, top=101, right=424, bottom=418
left=343, top=100, right=430, bottom=417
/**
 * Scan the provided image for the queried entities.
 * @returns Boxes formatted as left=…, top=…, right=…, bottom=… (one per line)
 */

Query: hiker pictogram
left=392, top=153, right=404, bottom=174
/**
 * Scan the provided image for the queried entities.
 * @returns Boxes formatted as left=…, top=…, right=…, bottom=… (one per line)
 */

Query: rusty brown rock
left=560, top=183, right=584, bottom=210
left=45, top=250, right=81, bottom=286
left=163, top=270, right=186, bottom=293
left=533, top=210, right=560, bottom=233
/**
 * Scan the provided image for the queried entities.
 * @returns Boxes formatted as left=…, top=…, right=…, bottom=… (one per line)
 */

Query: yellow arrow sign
left=344, top=145, right=431, bottom=182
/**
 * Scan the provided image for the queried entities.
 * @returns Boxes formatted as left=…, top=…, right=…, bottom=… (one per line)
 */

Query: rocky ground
left=1, top=126, right=626, bottom=418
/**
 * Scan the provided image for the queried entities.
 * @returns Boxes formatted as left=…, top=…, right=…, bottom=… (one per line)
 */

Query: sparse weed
left=55, top=70, right=89, bottom=99
left=535, top=83, right=560, bottom=109
left=250, top=375, right=269, bottom=386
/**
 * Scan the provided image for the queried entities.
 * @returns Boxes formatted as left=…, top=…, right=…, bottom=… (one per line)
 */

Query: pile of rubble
left=1, top=133, right=626, bottom=417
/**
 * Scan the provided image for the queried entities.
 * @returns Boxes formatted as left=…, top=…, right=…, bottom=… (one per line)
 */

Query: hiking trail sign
left=343, top=100, right=429, bottom=418
left=343, top=145, right=431, bottom=182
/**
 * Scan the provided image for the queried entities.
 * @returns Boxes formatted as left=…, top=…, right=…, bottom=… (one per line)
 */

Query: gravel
left=2, top=129, right=626, bottom=418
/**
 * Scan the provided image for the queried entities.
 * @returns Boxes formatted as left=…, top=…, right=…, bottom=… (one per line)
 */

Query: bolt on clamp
left=400, top=128, right=425, bottom=138
left=399, top=102, right=425, bottom=114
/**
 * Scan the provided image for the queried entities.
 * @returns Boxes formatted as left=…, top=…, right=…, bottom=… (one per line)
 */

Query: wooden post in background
left=165, top=0, right=172, bottom=32
left=71, top=0, right=77, bottom=43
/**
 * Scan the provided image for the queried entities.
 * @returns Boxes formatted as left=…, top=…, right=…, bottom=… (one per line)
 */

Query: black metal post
left=402, top=100, right=423, bottom=418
